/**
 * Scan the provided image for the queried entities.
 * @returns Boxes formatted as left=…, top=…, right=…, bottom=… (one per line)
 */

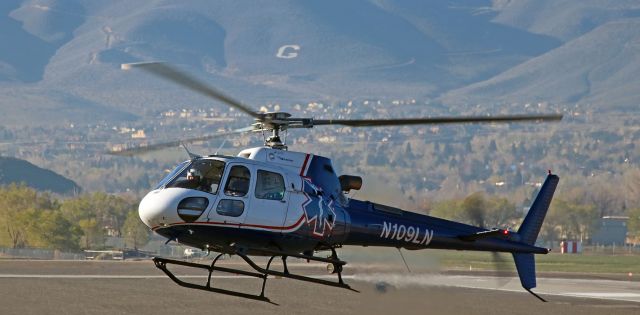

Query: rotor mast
left=257, top=112, right=293, bottom=150
left=265, top=123, right=286, bottom=149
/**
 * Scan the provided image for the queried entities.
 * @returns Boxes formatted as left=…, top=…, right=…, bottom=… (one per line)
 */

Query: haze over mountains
left=1, top=0, right=639, bottom=126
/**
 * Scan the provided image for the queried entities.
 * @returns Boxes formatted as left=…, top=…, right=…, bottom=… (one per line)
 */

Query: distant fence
left=0, top=247, right=85, bottom=260
left=586, top=244, right=640, bottom=255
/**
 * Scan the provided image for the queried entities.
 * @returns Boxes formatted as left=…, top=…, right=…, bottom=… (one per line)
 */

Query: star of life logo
left=301, top=178, right=336, bottom=238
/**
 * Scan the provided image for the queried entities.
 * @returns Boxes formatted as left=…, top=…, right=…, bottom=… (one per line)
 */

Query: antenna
left=181, top=143, right=201, bottom=160
left=214, top=139, right=228, bottom=155
left=397, top=248, right=412, bottom=273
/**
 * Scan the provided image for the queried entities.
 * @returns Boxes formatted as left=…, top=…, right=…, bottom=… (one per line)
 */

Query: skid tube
left=153, top=254, right=274, bottom=304
left=152, top=248, right=356, bottom=303
left=235, top=247, right=357, bottom=292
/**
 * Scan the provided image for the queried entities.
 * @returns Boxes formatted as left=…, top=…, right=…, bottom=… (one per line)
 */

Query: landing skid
left=152, top=248, right=356, bottom=303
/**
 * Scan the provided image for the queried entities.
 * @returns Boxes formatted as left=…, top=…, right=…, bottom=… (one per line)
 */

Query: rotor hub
left=254, top=112, right=294, bottom=149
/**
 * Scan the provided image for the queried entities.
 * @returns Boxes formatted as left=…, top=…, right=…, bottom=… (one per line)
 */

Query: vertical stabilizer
left=512, top=172, right=559, bottom=302
left=513, top=253, right=536, bottom=289
left=518, top=173, right=559, bottom=245
left=513, top=253, right=546, bottom=301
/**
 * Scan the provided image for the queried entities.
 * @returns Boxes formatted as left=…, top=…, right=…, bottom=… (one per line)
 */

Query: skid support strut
left=152, top=247, right=355, bottom=303
left=235, top=249, right=356, bottom=292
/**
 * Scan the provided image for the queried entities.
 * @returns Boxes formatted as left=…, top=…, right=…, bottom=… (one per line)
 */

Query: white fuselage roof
left=237, top=147, right=316, bottom=175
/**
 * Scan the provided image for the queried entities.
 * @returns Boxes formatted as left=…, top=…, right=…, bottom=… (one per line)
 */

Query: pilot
left=176, top=168, right=211, bottom=192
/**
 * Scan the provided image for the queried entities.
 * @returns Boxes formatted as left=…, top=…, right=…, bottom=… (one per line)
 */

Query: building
left=591, top=216, right=628, bottom=246
left=131, top=129, right=146, bottom=139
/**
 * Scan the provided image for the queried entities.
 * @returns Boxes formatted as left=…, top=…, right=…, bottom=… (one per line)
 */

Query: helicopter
left=113, top=62, right=562, bottom=303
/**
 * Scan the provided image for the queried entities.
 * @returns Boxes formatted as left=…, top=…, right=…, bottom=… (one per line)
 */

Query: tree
left=430, top=199, right=463, bottom=220
left=485, top=196, right=518, bottom=229
left=0, top=184, right=80, bottom=250
left=77, top=218, right=99, bottom=249
left=430, top=192, right=517, bottom=230
left=30, top=210, right=81, bottom=251
left=0, top=184, right=58, bottom=248
left=488, top=140, right=498, bottom=152
left=60, top=192, right=137, bottom=249
left=123, top=210, right=149, bottom=250
left=462, top=192, right=486, bottom=226
left=543, top=199, right=598, bottom=242
left=404, top=142, right=414, bottom=159
left=587, top=180, right=623, bottom=217
left=627, top=207, right=640, bottom=244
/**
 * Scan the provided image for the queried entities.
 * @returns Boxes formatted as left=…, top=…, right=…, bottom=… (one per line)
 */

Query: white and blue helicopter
left=114, top=62, right=562, bottom=303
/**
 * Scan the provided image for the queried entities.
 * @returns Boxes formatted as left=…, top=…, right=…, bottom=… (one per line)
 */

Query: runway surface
left=0, top=260, right=638, bottom=315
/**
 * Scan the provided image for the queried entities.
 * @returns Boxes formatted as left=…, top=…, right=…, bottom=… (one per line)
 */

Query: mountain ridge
left=0, top=0, right=638, bottom=126
left=0, top=156, right=80, bottom=194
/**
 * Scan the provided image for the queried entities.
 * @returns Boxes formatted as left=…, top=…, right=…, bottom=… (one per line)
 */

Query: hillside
left=0, top=156, right=80, bottom=194
left=0, top=0, right=607, bottom=126
left=441, top=18, right=640, bottom=110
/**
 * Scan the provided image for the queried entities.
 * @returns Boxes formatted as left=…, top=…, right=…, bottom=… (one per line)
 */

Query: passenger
left=225, top=177, right=249, bottom=196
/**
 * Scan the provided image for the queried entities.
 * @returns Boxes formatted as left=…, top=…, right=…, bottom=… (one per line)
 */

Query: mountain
left=442, top=18, right=640, bottom=110
left=0, top=0, right=638, bottom=126
left=0, top=156, right=80, bottom=194
left=442, top=1, right=640, bottom=110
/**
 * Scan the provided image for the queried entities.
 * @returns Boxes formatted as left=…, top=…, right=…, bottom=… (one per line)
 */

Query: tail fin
left=513, top=253, right=536, bottom=289
left=513, top=253, right=546, bottom=301
left=513, top=172, right=559, bottom=302
left=517, top=173, right=559, bottom=245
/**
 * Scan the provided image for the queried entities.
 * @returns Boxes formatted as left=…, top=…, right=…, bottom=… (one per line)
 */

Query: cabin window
left=224, top=165, right=251, bottom=197
left=255, top=170, right=285, bottom=200
left=216, top=199, right=244, bottom=217
left=166, top=159, right=225, bottom=194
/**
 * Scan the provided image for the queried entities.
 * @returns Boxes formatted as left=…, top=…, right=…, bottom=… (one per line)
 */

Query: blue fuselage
left=153, top=197, right=546, bottom=256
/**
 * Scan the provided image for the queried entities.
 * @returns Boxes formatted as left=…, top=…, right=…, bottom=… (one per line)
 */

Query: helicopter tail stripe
left=517, top=173, right=559, bottom=245
left=512, top=253, right=536, bottom=289
left=300, top=154, right=311, bottom=176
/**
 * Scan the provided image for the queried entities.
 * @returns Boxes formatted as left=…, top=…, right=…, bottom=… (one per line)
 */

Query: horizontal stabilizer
left=458, top=229, right=507, bottom=241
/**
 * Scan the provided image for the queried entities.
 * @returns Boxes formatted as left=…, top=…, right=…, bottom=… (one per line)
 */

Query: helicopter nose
left=139, top=191, right=168, bottom=228
left=138, top=188, right=212, bottom=229
left=138, top=189, right=182, bottom=228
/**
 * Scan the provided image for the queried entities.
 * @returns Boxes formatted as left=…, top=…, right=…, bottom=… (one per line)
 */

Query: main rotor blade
left=122, top=62, right=261, bottom=119
left=312, top=114, right=562, bottom=127
left=107, top=126, right=255, bottom=156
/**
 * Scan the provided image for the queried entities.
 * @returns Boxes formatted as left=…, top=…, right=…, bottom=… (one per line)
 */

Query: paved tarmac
left=0, top=260, right=639, bottom=315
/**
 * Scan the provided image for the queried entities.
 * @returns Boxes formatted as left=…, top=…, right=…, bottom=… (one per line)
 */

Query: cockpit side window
left=255, top=170, right=285, bottom=200
left=166, top=159, right=226, bottom=194
left=224, top=165, right=251, bottom=197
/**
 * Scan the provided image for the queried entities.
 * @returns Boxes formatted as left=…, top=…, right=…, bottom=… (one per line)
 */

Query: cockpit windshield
left=155, top=161, right=190, bottom=190
left=166, top=159, right=226, bottom=194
